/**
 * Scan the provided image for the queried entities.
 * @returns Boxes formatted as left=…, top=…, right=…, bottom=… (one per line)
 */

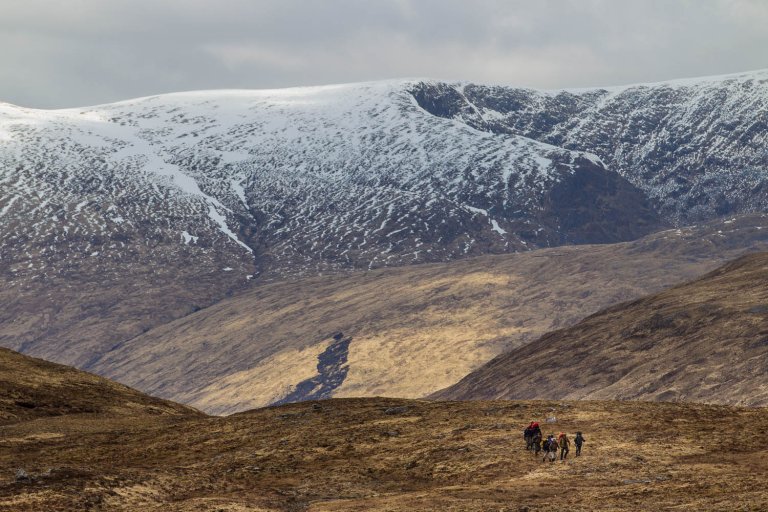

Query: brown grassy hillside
left=90, top=215, right=768, bottom=413
left=2, top=394, right=767, bottom=511
left=2, top=349, right=766, bottom=511
left=436, top=252, right=768, bottom=405
left=0, top=347, right=199, bottom=425
left=0, top=261, right=253, bottom=370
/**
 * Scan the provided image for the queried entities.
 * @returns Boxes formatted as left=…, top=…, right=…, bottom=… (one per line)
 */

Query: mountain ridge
left=411, top=69, right=768, bottom=223
left=6, top=67, right=767, bottom=109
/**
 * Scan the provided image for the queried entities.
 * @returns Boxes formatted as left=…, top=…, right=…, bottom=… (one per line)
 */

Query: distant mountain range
left=1, top=78, right=669, bottom=287
left=1, top=69, right=767, bottom=406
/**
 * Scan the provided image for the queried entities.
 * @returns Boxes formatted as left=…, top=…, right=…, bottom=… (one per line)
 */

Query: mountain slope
left=1, top=81, right=659, bottom=281
left=89, top=215, right=768, bottom=414
left=2, top=71, right=767, bottom=386
left=412, top=68, right=768, bottom=223
left=0, top=81, right=660, bottom=369
left=435, top=251, right=768, bottom=405
left=0, top=347, right=198, bottom=425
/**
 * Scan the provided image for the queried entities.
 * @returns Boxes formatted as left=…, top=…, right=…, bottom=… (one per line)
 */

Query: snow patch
left=230, top=178, right=249, bottom=208
left=207, top=205, right=253, bottom=253
left=464, top=205, right=488, bottom=216
left=181, top=231, right=199, bottom=245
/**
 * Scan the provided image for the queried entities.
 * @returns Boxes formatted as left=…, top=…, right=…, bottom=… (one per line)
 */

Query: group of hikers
left=523, top=422, right=585, bottom=462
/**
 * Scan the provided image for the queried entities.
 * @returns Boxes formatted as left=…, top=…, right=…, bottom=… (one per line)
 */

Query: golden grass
left=187, top=342, right=332, bottom=414
left=438, top=252, right=768, bottom=406
left=92, top=221, right=768, bottom=413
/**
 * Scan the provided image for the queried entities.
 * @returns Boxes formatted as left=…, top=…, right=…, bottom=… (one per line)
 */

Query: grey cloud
left=1, top=0, right=767, bottom=108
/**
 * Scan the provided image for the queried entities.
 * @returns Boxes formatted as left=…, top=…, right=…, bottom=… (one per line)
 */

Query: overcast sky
left=2, top=0, right=767, bottom=108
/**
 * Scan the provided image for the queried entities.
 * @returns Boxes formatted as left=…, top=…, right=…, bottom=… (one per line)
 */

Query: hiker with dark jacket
left=542, top=434, right=557, bottom=462
left=574, top=432, right=586, bottom=456
left=523, top=422, right=542, bottom=451
left=558, top=432, right=570, bottom=460
left=523, top=423, right=534, bottom=449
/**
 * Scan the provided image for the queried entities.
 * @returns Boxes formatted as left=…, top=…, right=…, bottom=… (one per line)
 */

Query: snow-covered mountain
left=1, top=71, right=766, bottom=372
left=1, top=80, right=660, bottom=288
left=412, top=69, right=768, bottom=223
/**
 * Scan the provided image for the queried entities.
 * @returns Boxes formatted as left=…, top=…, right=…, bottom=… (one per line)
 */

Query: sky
left=1, top=0, right=767, bottom=109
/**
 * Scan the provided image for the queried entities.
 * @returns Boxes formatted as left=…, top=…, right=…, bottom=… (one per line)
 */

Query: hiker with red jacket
left=523, top=422, right=535, bottom=450
left=523, top=421, right=543, bottom=451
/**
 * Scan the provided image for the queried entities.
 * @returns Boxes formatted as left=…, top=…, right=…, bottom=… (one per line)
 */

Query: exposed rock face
left=411, top=69, right=768, bottom=224
left=434, top=252, right=768, bottom=406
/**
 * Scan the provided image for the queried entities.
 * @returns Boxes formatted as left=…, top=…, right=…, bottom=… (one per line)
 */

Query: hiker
left=523, top=422, right=534, bottom=450
left=542, top=434, right=557, bottom=463
left=523, top=421, right=542, bottom=451
left=558, top=432, right=570, bottom=461
left=532, top=431, right=542, bottom=455
left=574, top=432, right=585, bottom=456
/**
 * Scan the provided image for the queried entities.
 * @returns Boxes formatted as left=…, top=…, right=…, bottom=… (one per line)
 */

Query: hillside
left=0, top=347, right=198, bottom=425
left=436, top=251, right=768, bottom=405
left=1, top=80, right=659, bottom=286
left=90, top=215, right=768, bottom=414
left=1, top=391, right=767, bottom=511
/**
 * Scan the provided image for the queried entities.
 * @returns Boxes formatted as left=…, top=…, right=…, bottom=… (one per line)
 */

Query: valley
left=91, top=215, right=768, bottom=413
left=2, top=71, right=768, bottom=406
